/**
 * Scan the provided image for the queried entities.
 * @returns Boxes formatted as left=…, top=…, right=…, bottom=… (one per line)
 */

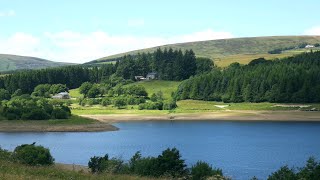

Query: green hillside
left=125, top=80, right=181, bottom=100
left=91, top=36, right=320, bottom=67
left=0, top=54, right=74, bottom=72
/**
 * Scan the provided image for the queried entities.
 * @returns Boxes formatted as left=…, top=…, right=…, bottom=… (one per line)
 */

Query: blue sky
left=0, top=0, right=320, bottom=63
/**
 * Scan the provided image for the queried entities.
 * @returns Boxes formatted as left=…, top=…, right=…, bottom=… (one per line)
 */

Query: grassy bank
left=125, top=80, right=181, bottom=99
left=0, top=115, right=118, bottom=132
left=71, top=100, right=320, bottom=115
left=0, top=160, right=158, bottom=180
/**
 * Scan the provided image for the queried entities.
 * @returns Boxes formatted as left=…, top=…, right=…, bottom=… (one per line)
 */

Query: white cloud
left=0, top=32, right=40, bottom=57
left=304, top=26, right=320, bottom=35
left=0, top=29, right=234, bottom=63
left=0, top=10, right=15, bottom=17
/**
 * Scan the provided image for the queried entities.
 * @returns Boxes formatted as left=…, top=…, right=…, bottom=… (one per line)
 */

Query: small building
left=135, top=76, right=146, bottom=81
left=52, top=92, right=70, bottom=99
left=146, top=72, right=158, bottom=80
left=305, top=45, right=315, bottom=48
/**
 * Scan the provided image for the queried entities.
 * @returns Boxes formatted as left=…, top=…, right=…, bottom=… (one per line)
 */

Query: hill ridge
left=0, top=54, right=74, bottom=72
left=90, top=35, right=320, bottom=67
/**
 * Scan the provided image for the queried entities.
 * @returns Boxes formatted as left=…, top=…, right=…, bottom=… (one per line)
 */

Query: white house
left=305, top=45, right=315, bottom=48
left=52, top=92, right=70, bottom=99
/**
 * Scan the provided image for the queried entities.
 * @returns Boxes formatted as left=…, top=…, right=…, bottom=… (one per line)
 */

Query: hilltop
left=0, top=54, right=74, bottom=72
left=90, top=36, right=320, bottom=67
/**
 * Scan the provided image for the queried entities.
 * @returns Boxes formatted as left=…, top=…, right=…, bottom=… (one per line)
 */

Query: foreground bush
left=12, top=144, right=54, bottom=166
left=89, top=148, right=191, bottom=178
left=2, top=95, right=71, bottom=120
left=267, top=157, right=320, bottom=180
left=0, top=147, right=12, bottom=161
left=191, top=161, right=223, bottom=180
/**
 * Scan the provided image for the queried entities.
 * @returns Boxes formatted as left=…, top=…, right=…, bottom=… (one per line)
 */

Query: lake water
left=1, top=121, right=320, bottom=179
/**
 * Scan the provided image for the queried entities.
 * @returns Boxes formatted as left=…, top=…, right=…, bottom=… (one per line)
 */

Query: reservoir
left=1, top=121, right=320, bottom=179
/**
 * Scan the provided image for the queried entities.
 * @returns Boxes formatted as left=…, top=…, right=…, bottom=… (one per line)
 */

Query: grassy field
left=0, top=160, right=159, bottom=180
left=90, top=36, right=320, bottom=67
left=71, top=99, right=320, bottom=115
left=125, top=80, right=181, bottom=99
left=174, top=100, right=316, bottom=113
left=69, top=88, right=82, bottom=98
left=71, top=104, right=169, bottom=115
left=68, top=80, right=320, bottom=115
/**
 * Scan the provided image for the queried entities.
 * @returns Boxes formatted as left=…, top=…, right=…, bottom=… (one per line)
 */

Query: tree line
left=0, top=48, right=213, bottom=95
left=176, top=51, right=320, bottom=103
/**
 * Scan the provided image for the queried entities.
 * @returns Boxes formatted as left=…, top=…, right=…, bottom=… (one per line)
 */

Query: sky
left=0, top=0, right=320, bottom=63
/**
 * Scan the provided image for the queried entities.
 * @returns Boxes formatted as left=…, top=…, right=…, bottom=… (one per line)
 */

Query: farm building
left=305, top=45, right=315, bottom=48
left=135, top=76, right=146, bottom=81
left=52, top=92, right=70, bottom=99
left=146, top=72, right=158, bottom=80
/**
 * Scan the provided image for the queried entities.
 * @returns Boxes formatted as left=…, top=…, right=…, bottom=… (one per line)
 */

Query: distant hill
left=0, top=54, right=74, bottom=72
left=89, top=36, right=320, bottom=67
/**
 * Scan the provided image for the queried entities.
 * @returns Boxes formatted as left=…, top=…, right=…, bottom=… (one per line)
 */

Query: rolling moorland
left=1, top=43, right=320, bottom=124
left=1, top=36, right=320, bottom=179
left=0, top=54, right=74, bottom=72
left=89, top=36, right=320, bottom=67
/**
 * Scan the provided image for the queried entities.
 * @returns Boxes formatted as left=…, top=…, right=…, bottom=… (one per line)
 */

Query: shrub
left=87, top=84, right=101, bottom=98
left=126, top=85, right=148, bottom=97
left=268, top=165, right=296, bottom=180
left=113, top=97, right=127, bottom=109
left=32, top=84, right=51, bottom=98
left=157, top=148, right=187, bottom=178
left=11, top=89, right=23, bottom=98
left=49, top=84, right=68, bottom=94
left=191, top=161, right=223, bottom=180
left=13, top=144, right=54, bottom=166
left=127, top=95, right=138, bottom=105
left=79, top=98, right=101, bottom=106
left=0, top=88, right=11, bottom=101
left=88, top=154, right=109, bottom=173
left=79, top=82, right=93, bottom=97
left=0, top=147, right=12, bottom=161
left=21, top=109, right=50, bottom=120
left=101, top=97, right=112, bottom=106
left=88, top=154, right=126, bottom=174
left=150, top=93, right=157, bottom=102
left=138, top=101, right=163, bottom=110
left=51, top=108, right=69, bottom=119
left=163, top=100, right=177, bottom=110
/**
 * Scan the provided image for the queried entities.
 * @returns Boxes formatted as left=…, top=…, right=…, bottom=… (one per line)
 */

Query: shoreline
left=81, top=110, right=320, bottom=123
left=0, top=121, right=118, bottom=132
left=1, top=110, right=320, bottom=132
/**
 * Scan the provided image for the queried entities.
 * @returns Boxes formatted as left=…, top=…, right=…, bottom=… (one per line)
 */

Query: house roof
left=58, top=92, right=69, bottom=95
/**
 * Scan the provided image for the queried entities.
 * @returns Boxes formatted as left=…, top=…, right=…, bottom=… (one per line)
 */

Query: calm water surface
left=1, top=121, right=320, bottom=179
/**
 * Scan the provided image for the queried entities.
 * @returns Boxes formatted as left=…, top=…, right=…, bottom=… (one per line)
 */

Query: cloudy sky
left=0, top=0, right=320, bottom=63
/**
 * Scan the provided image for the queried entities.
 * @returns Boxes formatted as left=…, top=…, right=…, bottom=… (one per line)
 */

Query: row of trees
left=0, top=48, right=214, bottom=95
left=2, top=144, right=320, bottom=180
left=115, top=48, right=200, bottom=81
left=0, top=65, right=114, bottom=94
left=88, top=148, right=224, bottom=180
left=0, top=95, right=71, bottom=120
left=176, top=51, right=320, bottom=103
